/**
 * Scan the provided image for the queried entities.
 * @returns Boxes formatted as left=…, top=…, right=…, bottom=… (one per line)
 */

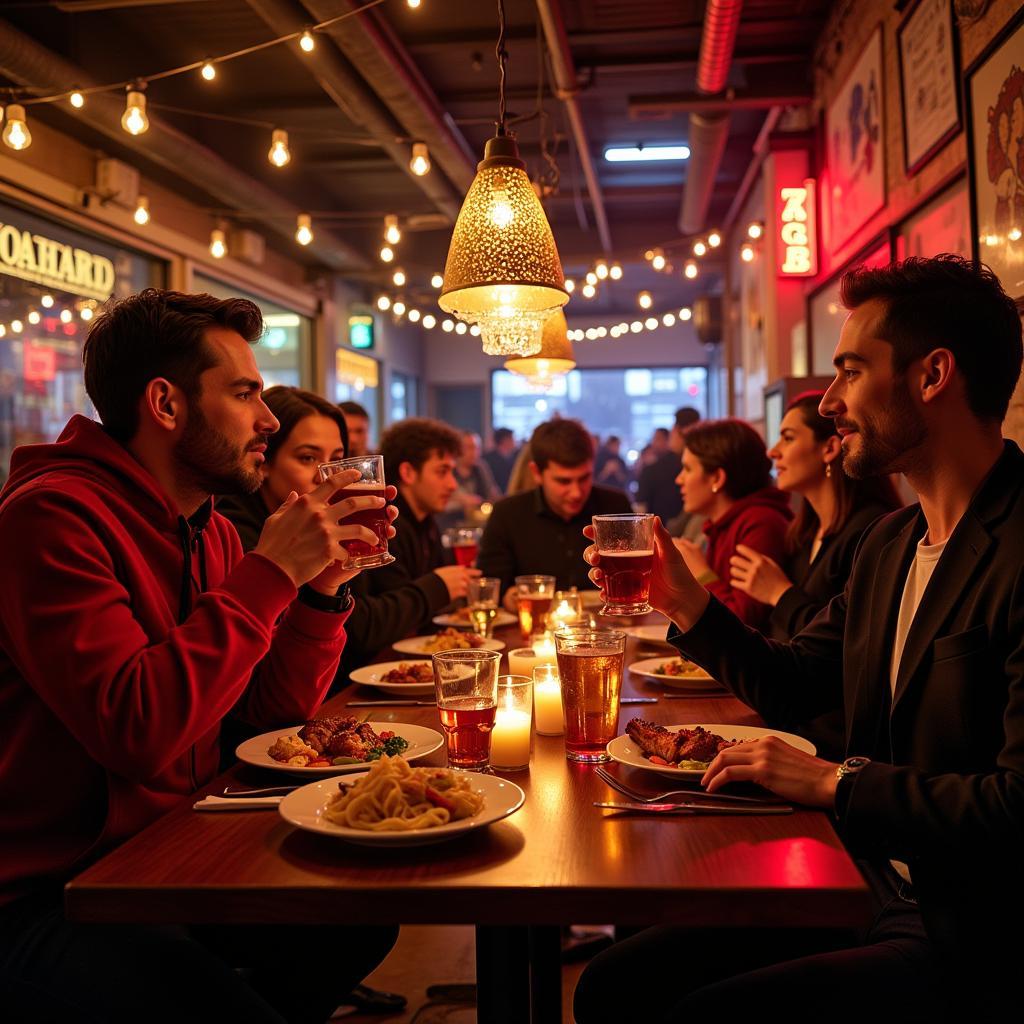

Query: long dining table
left=65, top=614, right=870, bottom=1022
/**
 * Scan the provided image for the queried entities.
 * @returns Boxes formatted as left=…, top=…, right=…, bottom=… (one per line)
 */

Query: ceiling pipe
left=0, top=17, right=367, bottom=270
left=535, top=0, right=613, bottom=255
left=245, top=0, right=464, bottom=221
left=301, top=0, right=475, bottom=193
left=678, top=0, right=743, bottom=235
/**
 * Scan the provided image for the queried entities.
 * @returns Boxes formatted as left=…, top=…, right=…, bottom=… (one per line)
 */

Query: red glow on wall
left=24, top=345, right=56, bottom=382
left=777, top=179, right=818, bottom=277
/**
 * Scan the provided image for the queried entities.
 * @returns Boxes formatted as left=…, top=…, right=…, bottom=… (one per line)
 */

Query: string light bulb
left=392, top=268, right=406, bottom=287
left=392, top=300, right=406, bottom=316
left=708, top=230, right=722, bottom=248
left=409, top=142, right=431, bottom=176
left=747, top=222, right=763, bottom=240
left=11, top=319, right=22, bottom=333
left=582, top=283, right=596, bottom=298
left=679, top=306, right=692, bottom=320
left=663, top=312, right=676, bottom=327
left=741, top=243, right=755, bottom=262
left=41, top=295, right=55, bottom=309
left=80, top=306, right=94, bottom=322
left=210, top=227, right=227, bottom=259
left=121, top=89, right=149, bottom=136
left=379, top=245, right=395, bottom=263
left=133, top=196, right=150, bottom=225
left=609, top=263, right=623, bottom=280
left=422, top=314, right=436, bottom=328
left=407, top=0, right=421, bottom=7
left=442, top=319, right=454, bottom=332
left=564, top=278, right=575, bottom=293
left=431, top=273, right=444, bottom=289
left=684, top=260, right=699, bottom=279
left=28, top=310, right=41, bottom=325
left=595, top=260, right=609, bottom=280
left=651, top=252, right=666, bottom=271
left=384, top=215, right=401, bottom=245
left=60, top=309, right=73, bottom=324
left=638, top=291, right=653, bottom=310
left=69, top=90, right=85, bottom=109
left=644, top=249, right=655, bottom=261
left=295, top=213, right=313, bottom=246
left=455, top=322, right=467, bottom=335
left=299, top=29, right=315, bottom=52
left=408, top=308, right=421, bottom=323
left=376, top=295, right=391, bottom=311
left=268, top=128, right=290, bottom=167
left=3, top=105, right=32, bottom=150
left=693, top=240, right=707, bottom=257
left=200, top=60, right=216, bottom=81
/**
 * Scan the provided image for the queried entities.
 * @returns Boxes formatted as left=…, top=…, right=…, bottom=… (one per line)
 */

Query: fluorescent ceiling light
left=604, top=144, right=690, bottom=163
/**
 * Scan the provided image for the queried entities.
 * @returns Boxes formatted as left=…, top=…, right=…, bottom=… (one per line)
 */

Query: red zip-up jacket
left=0, top=416, right=351, bottom=905
left=702, top=486, right=792, bottom=629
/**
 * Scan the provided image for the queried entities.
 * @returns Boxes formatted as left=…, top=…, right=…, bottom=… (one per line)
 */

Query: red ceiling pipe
left=697, top=0, right=744, bottom=95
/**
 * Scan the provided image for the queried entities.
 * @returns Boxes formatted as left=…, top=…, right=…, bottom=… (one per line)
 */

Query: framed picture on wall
left=825, top=27, right=886, bottom=252
left=895, top=176, right=969, bottom=260
left=897, top=0, right=961, bottom=175
left=965, top=6, right=1024, bottom=302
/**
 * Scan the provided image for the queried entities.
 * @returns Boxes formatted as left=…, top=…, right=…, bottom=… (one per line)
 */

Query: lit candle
left=491, top=706, right=532, bottom=770
left=533, top=664, right=564, bottom=736
left=532, top=633, right=557, bottom=666
left=509, top=647, right=542, bottom=678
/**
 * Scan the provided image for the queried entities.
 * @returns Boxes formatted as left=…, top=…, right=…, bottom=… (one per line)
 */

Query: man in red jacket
left=0, top=289, right=399, bottom=1022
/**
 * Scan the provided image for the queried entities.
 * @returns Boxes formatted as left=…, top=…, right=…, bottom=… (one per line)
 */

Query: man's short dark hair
left=82, top=288, right=263, bottom=442
left=380, top=417, right=461, bottom=474
left=530, top=418, right=594, bottom=471
left=262, top=386, right=349, bottom=465
left=493, top=427, right=514, bottom=445
left=339, top=400, right=369, bottom=421
left=675, top=407, right=701, bottom=431
left=841, top=254, right=1023, bottom=422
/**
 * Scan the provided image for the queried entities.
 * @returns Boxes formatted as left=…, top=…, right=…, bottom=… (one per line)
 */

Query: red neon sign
left=776, top=179, right=818, bottom=277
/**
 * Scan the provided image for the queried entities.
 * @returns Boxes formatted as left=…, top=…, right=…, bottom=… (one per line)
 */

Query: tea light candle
left=508, top=647, right=542, bottom=678
left=532, top=633, right=557, bottom=666
left=533, top=664, right=564, bottom=736
left=549, top=601, right=577, bottom=630
left=491, top=705, right=532, bottom=769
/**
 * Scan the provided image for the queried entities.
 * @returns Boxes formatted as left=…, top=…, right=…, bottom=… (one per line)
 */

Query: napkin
left=193, top=794, right=284, bottom=811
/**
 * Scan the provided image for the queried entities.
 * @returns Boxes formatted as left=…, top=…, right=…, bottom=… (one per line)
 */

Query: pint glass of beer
left=515, top=574, right=556, bottom=641
left=467, top=576, right=501, bottom=637
left=443, top=527, right=482, bottom=567
left=432, top=649, right=501, bottom=771
left=592, top=513, right=655, bottom=615
left=554, top=627, right=625, bottom=762
left=317, top=455, right=393, bottom=569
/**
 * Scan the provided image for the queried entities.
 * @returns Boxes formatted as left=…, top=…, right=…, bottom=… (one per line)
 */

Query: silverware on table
left=347, top=700, right=436, bottom=707
left=594, top=766, right=781, bottom=806
left=662, top=691, right=726, bottom=698
left=620, top=697, right=657, bottom=704
left=594, top=801, right=793, bottom=815
left=221, top=785, right=300, bottom=798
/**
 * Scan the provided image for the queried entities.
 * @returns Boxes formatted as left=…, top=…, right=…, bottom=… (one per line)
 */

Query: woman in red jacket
left=673, top=419, right=791, bottom=628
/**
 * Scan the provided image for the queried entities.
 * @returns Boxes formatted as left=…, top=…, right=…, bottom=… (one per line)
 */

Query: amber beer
left=432, top=648, right=501, bottom=771
left=592, top=514, right=655, bottom=615
left=554, top=628, right=625, bottom=763
left=438, top=700, right=497, bottom=770
left=600, top=550, right=654, bottom=608
left=317, top=455, right=393, bottom=569
left=515, top=575, right=556, bottom=641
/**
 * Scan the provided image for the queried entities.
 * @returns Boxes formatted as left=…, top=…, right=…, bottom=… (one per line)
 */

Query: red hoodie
left=0, top=416, right=351, bottom=905
left=702, top=486, right=792, bottom=629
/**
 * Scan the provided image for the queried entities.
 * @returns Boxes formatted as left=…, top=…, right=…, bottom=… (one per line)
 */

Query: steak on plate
left=626, top=719, right=736, bottom=764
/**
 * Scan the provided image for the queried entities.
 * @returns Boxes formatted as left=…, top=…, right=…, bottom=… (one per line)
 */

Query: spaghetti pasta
left=323, top=756, right=486, bottom=832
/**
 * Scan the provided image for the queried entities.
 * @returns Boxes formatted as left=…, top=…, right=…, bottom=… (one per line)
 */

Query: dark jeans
left=574, top=866, right=945, bottom=1023
left=0, top=890, right=398, bottom=1024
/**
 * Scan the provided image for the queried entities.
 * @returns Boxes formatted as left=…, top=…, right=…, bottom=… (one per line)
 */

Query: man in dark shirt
left=636, top=407, right=700, bottom=521
left=483, top=427, right=518, bottom=493
left=478, top=418, right=632, bottom=601
left=339, top=400, right=371, bottom=457
left=364, top=418, right=479, bottom=632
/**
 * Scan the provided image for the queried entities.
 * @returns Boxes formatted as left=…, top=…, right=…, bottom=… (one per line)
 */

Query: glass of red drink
left=554, top=626, right=625, bottom=763
left=592, top=514, right=655, bottom=615
left=443, top=527, right=481, bottom=567
left=514, top=574, right=556, bottom=642
left=317, top=455, right=394, bottom=569
left=432, top=648, right=501, bottom=771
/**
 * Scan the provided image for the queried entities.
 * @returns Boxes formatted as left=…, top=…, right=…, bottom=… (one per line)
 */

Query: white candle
left=508, top=647, right=542, bottom=678
left=532, top=634, right=557, bottom=666
left=533, top=665, right=564, bottom=736
left=490, top=707, right=532, bottom=769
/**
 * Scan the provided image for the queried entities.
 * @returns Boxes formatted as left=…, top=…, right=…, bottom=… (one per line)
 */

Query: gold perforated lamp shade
left=439, top=135, right=568, bottom=357
left=503, top=312, right=575, bottom=387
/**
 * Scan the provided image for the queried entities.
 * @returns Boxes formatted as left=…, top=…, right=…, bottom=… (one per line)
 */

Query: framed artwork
left=895, top=176, right=969, bottom=260
left=826, top=27, right=886, bottom=251
left=965, top=6, right=1024, bottom=302
left=897, top=0, right=961, bottom=175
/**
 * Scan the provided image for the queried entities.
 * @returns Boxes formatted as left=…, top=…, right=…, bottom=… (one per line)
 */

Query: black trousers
left=574, top=865, right=945, bottom=1024
left=0, top=890, right=398, bottom=1024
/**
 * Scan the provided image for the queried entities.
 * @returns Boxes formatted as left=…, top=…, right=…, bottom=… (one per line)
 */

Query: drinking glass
left=547, top=589, right=583, bottom=631
left=467, top=576, right=501, bottom=637
left=515, top=574, right=556, bottom=642
left=432, top=649, right=501, bottom=771
left=591, top=514, right=655, bottom=615
left=490, top=675, right=533, bottom=771
left=443, top=527, right=482, bottom=567
left=317, top=455, right=393, bottom=569
left=554, top=627, right=626, bottom=762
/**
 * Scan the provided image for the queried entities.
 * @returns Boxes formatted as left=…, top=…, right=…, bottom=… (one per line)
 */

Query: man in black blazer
left=575, top=255, right=1024, bottom=1020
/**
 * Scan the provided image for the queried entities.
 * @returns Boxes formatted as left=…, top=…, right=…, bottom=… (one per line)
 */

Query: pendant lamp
left=503, top=311, right=575, bottom=390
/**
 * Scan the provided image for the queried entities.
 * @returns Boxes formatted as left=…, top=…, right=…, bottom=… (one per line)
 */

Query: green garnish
left=365, top=735, right=410, bottom=761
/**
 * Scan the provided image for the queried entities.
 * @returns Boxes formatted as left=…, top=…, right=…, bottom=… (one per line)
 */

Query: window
left=389, top=371, right=418, bottom=422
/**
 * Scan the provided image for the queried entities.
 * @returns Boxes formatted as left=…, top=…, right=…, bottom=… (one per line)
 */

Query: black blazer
left=671, top=442, right=1024, bottom=1008
left=768, top=501, right=893, bottom=641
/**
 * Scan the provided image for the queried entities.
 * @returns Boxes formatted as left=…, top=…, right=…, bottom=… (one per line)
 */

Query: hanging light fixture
left=409, top=142, right=431, bottom=176
left=637, top=291, right=653, bottom=309
left=3, top=105, right=32, bottom=150
left=438, top=0, right=567, bottom=357
left=384, top=215, right=401, bottom=245
left=295, top=213, right=313, bottom=246
left=133, top=196, right=150, bottom=225
left=69, top=89, right=85, bottom=109
left=210, top=226, right=227, bottom=259
left=268, top=128, right=291, bottom=167
left=299, top=29, right=316, bottom=52
left=200, top=60, right=217, bottom=81
left=121, top=87, right=149, bottom=136
left=379, top=245, right=395, bottom=263
left=503, top=311, right=575, bottom=391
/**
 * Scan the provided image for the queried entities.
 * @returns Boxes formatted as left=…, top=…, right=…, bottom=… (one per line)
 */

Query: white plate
left=349, top=660, right=436, bottom=695
left=606, top=724, right=817, bottom=780
left=393, top=635, right=505, bottom=655
left=432, top=609, right=517, bottom=629
left=623, top=623, right=674, bottom=646
left=628, top=657, right=723, bottom=690
left=237, top=723, right=444, bottom=776
left=279, top=771, right=525, bottom=847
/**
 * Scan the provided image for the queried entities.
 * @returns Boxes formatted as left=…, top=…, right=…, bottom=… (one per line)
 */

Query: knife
left=221, top=785, right=301, bottom=798
left=594, top=801, right=793, bottom=815
left=620, top=697, right=658, bottom=704
left=347, top=699, right=436, bottom=706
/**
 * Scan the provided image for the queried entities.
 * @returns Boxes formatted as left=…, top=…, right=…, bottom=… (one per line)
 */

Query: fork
left=594, top=765, right=779, bottom=805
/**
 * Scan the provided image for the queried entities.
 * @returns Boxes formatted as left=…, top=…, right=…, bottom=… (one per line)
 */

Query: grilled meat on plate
left=299, top=716, right=359, bottom=754
left=626, top=719, right=735, bottom=764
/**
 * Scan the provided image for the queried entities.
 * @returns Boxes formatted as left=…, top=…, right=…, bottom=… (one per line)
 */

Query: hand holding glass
left=591, top=514, right=655, bottom=615
left=317, top=455, right=393, bottom=568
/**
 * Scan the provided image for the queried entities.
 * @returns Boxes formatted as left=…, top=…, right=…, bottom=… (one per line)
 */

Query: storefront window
left=193, top=273, right=310, bottom=390
left=334, top=348, right=380, bottom=434
left=0, top=202, right=165, bottom=483
left=390, top=371, right=419, bottom=422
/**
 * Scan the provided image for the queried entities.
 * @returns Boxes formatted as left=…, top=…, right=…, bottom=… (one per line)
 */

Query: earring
left=825, top=462, right=832, bottom=478
left=711, top=484, right=720, bottom=493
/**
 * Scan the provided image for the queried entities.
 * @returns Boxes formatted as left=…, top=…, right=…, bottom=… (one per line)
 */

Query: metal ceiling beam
left=0, top=17, right=368, bottom=270
left=244, top=0, right=465, bottom=221
left=536, top=0, right=613, bottom=255
left=630, top=86, right=811, bottom=116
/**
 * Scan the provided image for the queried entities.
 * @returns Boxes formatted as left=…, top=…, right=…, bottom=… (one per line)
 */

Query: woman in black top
left=729, top=391, right=901, bottom=642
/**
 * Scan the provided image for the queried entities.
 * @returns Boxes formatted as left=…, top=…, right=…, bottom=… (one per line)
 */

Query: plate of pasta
left=349, top=660, right=436, bottom=695
left=278, top=756, right=526, bottom=846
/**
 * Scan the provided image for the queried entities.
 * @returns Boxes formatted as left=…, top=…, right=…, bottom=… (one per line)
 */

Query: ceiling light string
left=494, top=0, right=509, bottom=138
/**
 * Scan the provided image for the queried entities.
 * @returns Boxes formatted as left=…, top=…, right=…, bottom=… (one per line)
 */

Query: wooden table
left=66, top=618, right=869, bottom=1021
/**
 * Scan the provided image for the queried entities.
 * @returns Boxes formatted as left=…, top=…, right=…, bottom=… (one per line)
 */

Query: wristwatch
left=298, top=582, right=353, bottom=613
left=834, top=756, right=870, bottom=815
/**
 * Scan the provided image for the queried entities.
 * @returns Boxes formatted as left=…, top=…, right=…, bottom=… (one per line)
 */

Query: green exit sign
left=349, top=314, right=374, bottom=350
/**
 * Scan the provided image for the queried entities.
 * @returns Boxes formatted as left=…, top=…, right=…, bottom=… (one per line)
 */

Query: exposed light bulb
left=121, top=90, right=149, bottom=136
left=422, top=314, right=436, bottom=329
left=708, top=230, right=722, bottom=248
left=637, top=291, right=653, bottom=309
left=651, top=253, right=666, bottom=271
left=408, top=308, right=421, bottom=323
left=431, top=273, right=444, bottom=289
left=455, top=322, right=468, bottom=335
left=741, top=243, right=755, bottom=262
left=747, top=222, right=763, bottom=240
left=70, top=90, right=85, bottom=109
left=392, top=268, right=406, bottom=287
left=409, top=142, right=431, bottom=176
left=392, top=301, right=406, bottom=316
left=11, top=319, right=23, bottom=332
left=469, top=324, right=481, bottom=336
left=299, top=30, right=315, bottom=52
left=3, top=105, right=32, bottom=150
left=268, top=128, right=291, bottom=167
left=40, top=295, right=55, bottom=308
left=442, top=319, right=454, bottom=332
left=564, top=278, right=576, bottom=293
left=28, top=310, right=42, bottom=325
left=645, top=317, right=658, bottom=330
left=585, top=328, right=597, bottom=340
left=630, top=321, right=642, bottom=334
left=662, top=312, right=676, bottom=327
left=0, top=325, right=5, bottom=337
left=133, top=196, right=150, bottom=225
left=1009, top=227, right=1023, bottom=242
left=210, top=228, right=227, bottom=259
left=609, top=263, right=623, bottom=280
left=295, top=213, right=313, bottom=246
left=585, top=271, right=598, bottom=286
left=693, top=240, right=707, bottom=257
left=595, top=261, right=609, bottom=280
left=582, top=283, right=596, bottom=299
left=644, top=249, right=655, bottom=261
left=407, top=0, right=421, bottom=7
left=200, top=61, right=216, bottom=81
left=377, top=295, right=391, bottom=311
left=488, top=180, right=514, bottom=228
left=80, top=306, right=94, bottom=321
left=384, top=214, right=401, bottom=245
left=679, top=307, right=692, bottom=321
left=684, top=260, right=699, bottom=279
left=60, top=309, right=73, bottom=324
left=379, top=245, right=395, bottom=263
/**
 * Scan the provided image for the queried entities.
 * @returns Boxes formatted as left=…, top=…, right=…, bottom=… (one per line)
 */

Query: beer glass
left=432, top=649, right=501, bottom=771
left=554, top=627, right=625, bottom=763
left=515, top=574, right=556, bottom=642
left=443, top=527, right=481, bottom=567
left=317, top=455, right=393, bottom=568
left=592, top=513, right=655, bottom=615
left=467, top=576, right=501, bottom=637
